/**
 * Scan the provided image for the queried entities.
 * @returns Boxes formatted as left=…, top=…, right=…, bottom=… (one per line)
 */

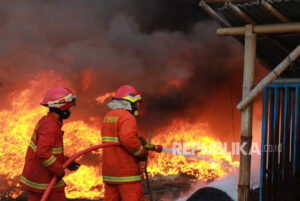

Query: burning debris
left=0, top=0, right=267, bottom=200
left=0, top=81, right=238, bottom=200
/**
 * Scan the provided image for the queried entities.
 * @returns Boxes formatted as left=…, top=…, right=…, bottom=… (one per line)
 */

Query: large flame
left=0, top=86, right=104, bottom=199
left=0, top=73, right=237, bottom=200
left=148, top=121, right=238, bottom=182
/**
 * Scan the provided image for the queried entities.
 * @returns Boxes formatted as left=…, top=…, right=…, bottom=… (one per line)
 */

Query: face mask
left=133, top=110, right=139, bottom=117
left=61, top=109, right=71, bottom=119
left=50, top=108, right=71, bottom=121
left=130, top=102, right=139, bottom=117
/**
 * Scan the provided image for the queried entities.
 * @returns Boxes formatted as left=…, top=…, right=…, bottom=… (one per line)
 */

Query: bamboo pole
left=237, top=44, right=300, bottom=110
left=272, top=78, right=300, bottom=84
left=225, top=1, right=291, bottom=54
left=259, top=1, right=293, bottom=54
left=261, top=1, right=290, bottom=23
left=199, top=0, right=275, bottom=71
left=238, top=24, right=256, bottom=201
left=226, top=2, right=256, bottom=24
left=199, top=1, right=229, bottom=28
left=217, top=22, right=300, bottom=35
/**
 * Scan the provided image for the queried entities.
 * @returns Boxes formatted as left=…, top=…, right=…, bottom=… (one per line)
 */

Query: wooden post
left=238, top=24, right=256, bottom=201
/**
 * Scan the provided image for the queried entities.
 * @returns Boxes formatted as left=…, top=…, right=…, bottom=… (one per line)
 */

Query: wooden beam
left=199, top=1, right=229, bottom=28
left=238, top=24, right=256, bottom=201
left=217, top=22, right=300, bottom=35
left=237, top=44, right=300, bottom=110
left=261, top=1, right=290, bottom=23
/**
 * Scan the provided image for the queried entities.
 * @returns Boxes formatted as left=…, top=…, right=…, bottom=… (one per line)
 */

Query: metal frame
left=260, top=83, right=300, bottom=201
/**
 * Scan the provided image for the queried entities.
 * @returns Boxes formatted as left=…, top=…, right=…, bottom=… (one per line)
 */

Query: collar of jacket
left=107, top=99, right=132, bottom=111
left=47, top=112, right=63, bottom=127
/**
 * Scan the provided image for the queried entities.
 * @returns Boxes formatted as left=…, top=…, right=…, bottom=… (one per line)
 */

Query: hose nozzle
left=144, top=144, right=163, bottom=153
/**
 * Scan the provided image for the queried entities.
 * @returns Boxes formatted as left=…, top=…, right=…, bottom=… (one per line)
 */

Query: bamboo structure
left=226, top=2, right=256, bottom=24
left=261, top=1, right=289, bottom=23
left=237, top=44, right=300, bottom=110
left=199, top=1, right=275, bottom=70
left=217, top=22, right=300, bottom=35
left=199, top=1, right=300, bottom=201
left=238, top=24, right=256, bottom=201
left=199, top=1, right=229, bottom=27
left=224, top=2, right=291, bottom=55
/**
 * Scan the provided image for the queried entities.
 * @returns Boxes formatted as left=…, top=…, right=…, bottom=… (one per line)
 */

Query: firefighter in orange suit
left=20, top=87, right=80, bottom=201
left=102, top=85, right=148, bottom=201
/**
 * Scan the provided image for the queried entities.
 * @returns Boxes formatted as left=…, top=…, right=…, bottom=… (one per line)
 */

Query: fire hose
left=40, top=142, right=120, bottom=201
left=40, top=142, right=163, bottom=201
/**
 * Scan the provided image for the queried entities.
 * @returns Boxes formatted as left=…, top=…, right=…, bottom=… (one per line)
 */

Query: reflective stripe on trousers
left=20, top=176, right=64, bottom=190
left=103, top=175, right=142, bottom=183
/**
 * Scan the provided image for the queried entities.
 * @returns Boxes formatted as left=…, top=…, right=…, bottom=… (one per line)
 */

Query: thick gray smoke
left=0, top=0, right=254, bottom=138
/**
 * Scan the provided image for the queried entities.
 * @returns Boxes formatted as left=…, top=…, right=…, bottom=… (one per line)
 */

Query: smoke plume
left=0, top=0, right=267, bottom=138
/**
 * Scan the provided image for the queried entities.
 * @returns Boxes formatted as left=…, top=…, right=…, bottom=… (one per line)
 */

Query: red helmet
left=114, top=85, right=142, bottom=103
left=41, top=86, right=76, bottom=110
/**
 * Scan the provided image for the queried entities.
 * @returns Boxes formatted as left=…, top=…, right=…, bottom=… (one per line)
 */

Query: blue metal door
left=260, top=83, right=300, bottom=201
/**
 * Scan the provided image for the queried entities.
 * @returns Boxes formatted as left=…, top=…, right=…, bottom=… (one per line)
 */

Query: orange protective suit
left=104, top=183, right=146, bottom=201
left=27, top=190, right=67, bottom=201
left=20, top=112, right=68, bottom=200
left=101, top=109, right=147, bottom=201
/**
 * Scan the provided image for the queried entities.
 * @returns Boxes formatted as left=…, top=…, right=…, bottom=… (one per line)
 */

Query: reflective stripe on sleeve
left=102, top=136, right=120, bottom=142
left=29, top=140, right=63, bottom=154
left=42, top=155, right=56, bottom=167
left=103, top=175, right=142, bottom=182
left=51, top=147, right=64, bottom=154
left=29, top=140, right=37, bottom=151
left=133, top=145, right=144, bottom=156
left=20, top=176, right=64, bottom=190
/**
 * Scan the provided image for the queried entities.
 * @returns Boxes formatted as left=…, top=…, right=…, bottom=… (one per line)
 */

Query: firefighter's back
left=101, top=109, right=142, bottom=184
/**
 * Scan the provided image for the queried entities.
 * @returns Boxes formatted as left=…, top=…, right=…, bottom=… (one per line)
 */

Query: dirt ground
left=0, top=176, right=259, bottom=201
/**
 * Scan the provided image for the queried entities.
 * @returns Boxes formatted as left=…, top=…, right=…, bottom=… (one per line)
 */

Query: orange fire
left=0, top=73, right=237, bottom=200
left=148, top=121, right=238, bottom=182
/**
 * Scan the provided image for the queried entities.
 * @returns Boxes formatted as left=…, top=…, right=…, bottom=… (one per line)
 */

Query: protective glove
left=57, top=171, right=65, bottom=180
left=138, top=150, right=149, bottom=162
left=67, top=161, right=80, bottom=171
left=139, top=136, right=147, bottom=146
